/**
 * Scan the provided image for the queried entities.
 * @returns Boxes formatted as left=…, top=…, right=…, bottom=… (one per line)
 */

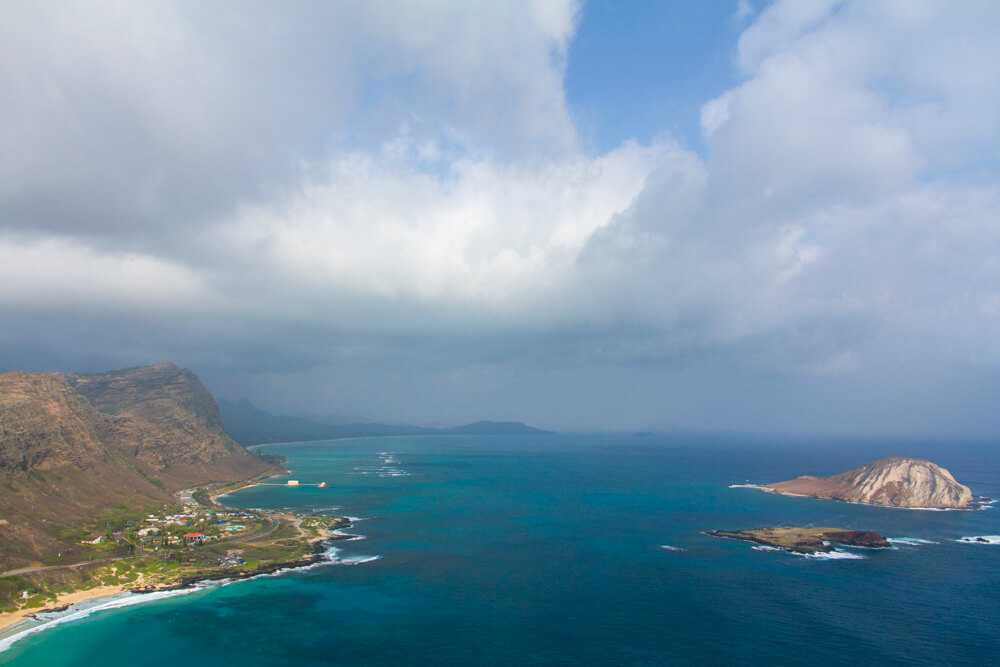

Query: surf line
left=0, top=524, right=380, bottom=654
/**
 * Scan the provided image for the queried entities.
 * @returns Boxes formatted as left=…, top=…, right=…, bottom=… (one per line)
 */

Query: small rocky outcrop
left=766, top=457, right=973, bottom=509
left=708, top=527, right=891, bottom=554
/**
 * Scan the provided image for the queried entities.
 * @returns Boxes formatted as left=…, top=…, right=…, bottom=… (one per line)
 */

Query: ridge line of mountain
left=217, top=398, right=553, bottom=446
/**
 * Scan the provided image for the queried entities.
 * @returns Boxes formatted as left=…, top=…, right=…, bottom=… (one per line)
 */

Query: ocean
left=2, top=433, right=998, bottom=666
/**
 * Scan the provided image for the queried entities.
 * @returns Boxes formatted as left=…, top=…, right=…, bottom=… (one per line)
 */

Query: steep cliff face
left=0, top=373, right=108, bottom=473
left=0, top=364, right=272, bottom=570
left=766, top=457, right=974, bottom=509
left=60, top=363, right=265, bottom=489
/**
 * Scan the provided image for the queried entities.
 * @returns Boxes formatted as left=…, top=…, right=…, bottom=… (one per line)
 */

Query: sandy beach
left=0, top=584, right=130, bottom=634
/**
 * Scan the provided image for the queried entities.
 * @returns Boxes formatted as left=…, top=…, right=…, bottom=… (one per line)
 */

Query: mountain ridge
left=218, top=398, right=552, bottom=446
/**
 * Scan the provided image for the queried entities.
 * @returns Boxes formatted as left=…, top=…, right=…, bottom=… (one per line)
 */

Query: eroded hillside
left=0, top=364, right=272, bottom=570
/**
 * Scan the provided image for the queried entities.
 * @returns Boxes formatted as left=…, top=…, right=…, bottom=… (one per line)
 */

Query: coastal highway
left=235, top=514, right=280, bottom=543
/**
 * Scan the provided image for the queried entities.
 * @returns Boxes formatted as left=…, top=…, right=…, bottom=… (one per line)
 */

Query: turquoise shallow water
left=3, top=434, right=999, bottom=666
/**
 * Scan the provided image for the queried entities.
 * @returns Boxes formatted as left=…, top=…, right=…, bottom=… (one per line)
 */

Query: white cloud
left=1, top=0, right=999, bottom=431
left=0, top=237, right=211, bottom=310
left=207, top=138, right=660, bottom=310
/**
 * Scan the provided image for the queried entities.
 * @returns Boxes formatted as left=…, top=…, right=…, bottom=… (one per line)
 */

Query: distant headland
left=0, top=363, right=360, bottom=631
left=217, top=398, right=552, bottom=446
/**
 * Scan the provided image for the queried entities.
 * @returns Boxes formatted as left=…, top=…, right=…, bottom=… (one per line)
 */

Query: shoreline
left=0, top=526, right=352, bottom=644
left=208, top=471, right=288, bottom=503
left=1, top=465, right=359, bottom=646
left=0, top=584, right=130, bottom=634
left=729, top=482, right=990, bottom=510
left=246, top=434, right=407, bottom=450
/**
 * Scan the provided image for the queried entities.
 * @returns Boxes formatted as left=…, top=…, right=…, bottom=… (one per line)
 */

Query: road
left=2, top=560, right=110, bottom=577
left=234, top=515, right=280, bottom=543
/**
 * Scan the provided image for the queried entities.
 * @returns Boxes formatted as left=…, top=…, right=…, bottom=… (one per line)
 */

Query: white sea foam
left=956, top=535, right=1000, bottom=545
left=729, top=483, right=772, bottom=491
left=659, top=545, right=683, bottom=552
left=330, top=528, right=366, bottom=541
left=888, top=537, right=938, bottom=547
left=0, top=539, right=382, bottom=654
left=899, top=506, right=961, bottom=512
left=252, top=542, right=381, bottom=575
left=794, top=549, right=866, bottom=560
left=336, top=555, right=381, bottom=565
left=304, top=544, right=380, bottom=567
left=748, top=544, right=864, bottom=560
left=0, top=587, right=203, bottom=653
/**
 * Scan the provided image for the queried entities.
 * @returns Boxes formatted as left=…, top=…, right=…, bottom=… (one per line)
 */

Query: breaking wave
left=0, top=538, right=380, bottom=654
left=956, top=535, right=1000, bottom=545
left=749, top=545, right=865, bottom=560
left=793, top=549, right=866, bottom=560
left=0, top=586, right=203, bottom=653
left=888, top=537, right=938, bottom=547
left=330, top=528, right=366, bottom=542
left=728, top=484, right=774, bottom=493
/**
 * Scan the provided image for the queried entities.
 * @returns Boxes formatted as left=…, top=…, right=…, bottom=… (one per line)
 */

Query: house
left=183, top=532, right=206, bottom=542
left=286, top=480, right=300, bottom=486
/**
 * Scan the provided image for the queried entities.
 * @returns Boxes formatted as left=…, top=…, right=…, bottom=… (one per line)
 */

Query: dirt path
left=1, top=560, right=107, bottom=577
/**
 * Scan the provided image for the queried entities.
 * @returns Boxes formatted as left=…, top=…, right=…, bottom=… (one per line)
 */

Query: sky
left=2, top=0, right=1000, bottom=436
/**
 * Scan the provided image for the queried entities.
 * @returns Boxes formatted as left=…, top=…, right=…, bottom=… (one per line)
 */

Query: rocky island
left=708, top=527, right=891, bottom=554
left=764, top=456, right=974, bottom=509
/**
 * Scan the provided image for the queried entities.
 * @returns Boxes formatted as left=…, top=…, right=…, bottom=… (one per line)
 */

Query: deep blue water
left=3, top=433, right=999, bottom=666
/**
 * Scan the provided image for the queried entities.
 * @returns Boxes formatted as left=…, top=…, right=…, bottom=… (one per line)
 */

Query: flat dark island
left=708, top=527, right=890, bottom=554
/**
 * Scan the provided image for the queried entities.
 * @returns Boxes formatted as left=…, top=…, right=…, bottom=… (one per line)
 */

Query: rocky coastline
left=126, top=520, right=356, bottom=595
left=128, top=541, right=326, bottom=594
left=1, top=517, right=358, bottom=634
left=708, top=527, right=891, bottom=554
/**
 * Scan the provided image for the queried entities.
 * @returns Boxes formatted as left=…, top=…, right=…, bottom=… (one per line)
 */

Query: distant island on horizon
left=217, top=398, right=553, bottom=446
